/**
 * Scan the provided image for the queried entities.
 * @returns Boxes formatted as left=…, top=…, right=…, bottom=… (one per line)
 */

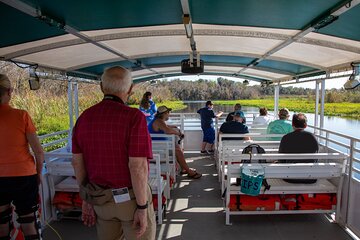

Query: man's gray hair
left=101, top=66, right=132, bottom=94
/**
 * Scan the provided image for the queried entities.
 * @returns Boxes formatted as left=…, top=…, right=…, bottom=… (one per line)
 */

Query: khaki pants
left=93, top=186, right=156, bottom=240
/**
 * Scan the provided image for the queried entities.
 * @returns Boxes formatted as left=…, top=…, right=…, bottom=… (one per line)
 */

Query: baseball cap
left=157, top=106, right=172, bottom=114
left=234, top=110, right=245, bottom=119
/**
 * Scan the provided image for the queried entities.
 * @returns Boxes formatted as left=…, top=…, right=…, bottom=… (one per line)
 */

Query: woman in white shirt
left=253, top=107, right=272, bottom=125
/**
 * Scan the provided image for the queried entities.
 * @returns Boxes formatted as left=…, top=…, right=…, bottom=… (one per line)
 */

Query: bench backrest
left=226, top=153, right=347, bottom=179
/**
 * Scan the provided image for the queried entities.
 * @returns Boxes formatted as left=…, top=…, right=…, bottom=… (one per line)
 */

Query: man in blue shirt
left=219, top=111, right=250, bottom=140
left=197, top=101, right=223, bottom=153
left=225, top=103, right=246, bottom=123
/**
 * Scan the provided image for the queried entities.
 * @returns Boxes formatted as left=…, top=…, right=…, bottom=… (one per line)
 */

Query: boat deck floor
left=43, top=153, right=352, bottom=240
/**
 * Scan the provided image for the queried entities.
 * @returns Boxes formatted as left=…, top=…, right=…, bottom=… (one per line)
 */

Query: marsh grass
left=214, top=98, right=360, bottom=119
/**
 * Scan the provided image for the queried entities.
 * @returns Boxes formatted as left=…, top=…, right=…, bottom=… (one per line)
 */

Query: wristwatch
left=136, top=201, right=148, bottom=209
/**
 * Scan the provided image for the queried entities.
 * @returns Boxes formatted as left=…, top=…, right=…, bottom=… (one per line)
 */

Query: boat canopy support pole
left=314, top=80, right=320, bottom=134
left=320, top=76, right=327, bottom=130
left=74, top=82, right=79, bottom=120
left=274, top=83, right=280, bottom=119
left=67, top=80, right=74, bottom=132
left=68, top=77, right=74, bottom=148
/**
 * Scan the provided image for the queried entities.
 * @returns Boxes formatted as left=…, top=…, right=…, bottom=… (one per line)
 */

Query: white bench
left=224, top=153, right=347, bottom=225
left=149, top=154, right=167, bottom=224
left=44, top=150, right=77, bottom=220
left=217, top=134, right=283, bottom=193
left=44, top=151, right=167, bottom=223
left=151, top=134, right=177, bottom=199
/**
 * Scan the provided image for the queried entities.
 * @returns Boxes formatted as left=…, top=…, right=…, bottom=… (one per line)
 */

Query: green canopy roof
left=1, top=0, right=359, bottom=83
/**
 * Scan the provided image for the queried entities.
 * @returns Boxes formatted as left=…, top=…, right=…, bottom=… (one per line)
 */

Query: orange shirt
left=0, top=104, right=37, bottom=177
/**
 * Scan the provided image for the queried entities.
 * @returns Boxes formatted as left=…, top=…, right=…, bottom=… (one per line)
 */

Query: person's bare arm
left=26, top=133, right=44, bottom=183
left=72, top=154, right=96, bottom=227
left=72, top=154, right=87, bottom=185
left=129, top=157, right=148, bottom=238
left=157, top=121, right=182, bottom=136
left=216, top=111, right=224, bottom=118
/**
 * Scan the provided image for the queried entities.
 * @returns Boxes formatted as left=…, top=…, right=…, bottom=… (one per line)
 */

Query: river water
left=173, top=101, right=360, bottom=179
left=173, top=101, right=360, bottom=140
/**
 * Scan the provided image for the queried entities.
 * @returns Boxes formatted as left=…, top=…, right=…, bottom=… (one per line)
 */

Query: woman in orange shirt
left=0, top=74, right=44, bottom=240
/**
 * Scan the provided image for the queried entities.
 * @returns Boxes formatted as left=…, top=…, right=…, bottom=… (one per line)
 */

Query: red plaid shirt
left=72, top=98, right=152, bottom=188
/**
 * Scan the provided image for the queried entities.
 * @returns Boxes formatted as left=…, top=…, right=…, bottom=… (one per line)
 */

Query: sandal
left=180, top=168, right=196, bottom=175
left=188, top=171, right=202, bottom=179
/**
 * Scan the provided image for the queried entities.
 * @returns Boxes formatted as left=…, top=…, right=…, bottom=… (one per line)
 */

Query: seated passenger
left=225, top=103, right=246, bottom=123
left=279, top=113, right=319, bottom=184
left=148, top=106, right=202, bottom=179
left=267, top=108, right=292, bottom=139
left=253, top=107, right=272, bottom=125
left=219, top=111, right=250, bottom=140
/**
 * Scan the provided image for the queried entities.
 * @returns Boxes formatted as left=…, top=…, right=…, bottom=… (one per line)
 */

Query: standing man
left=197, top=101, right=223, bottom=154
left=0, top=74, right=44, bottom=240
left=72, top=66, right=156, bottom=240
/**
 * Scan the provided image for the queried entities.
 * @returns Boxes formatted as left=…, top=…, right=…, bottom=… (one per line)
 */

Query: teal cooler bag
left=240, top=165, right=265, bottom=196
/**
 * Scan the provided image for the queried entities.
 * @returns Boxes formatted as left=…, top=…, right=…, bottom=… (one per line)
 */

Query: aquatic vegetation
left=214, top=98, right=360, bottom=119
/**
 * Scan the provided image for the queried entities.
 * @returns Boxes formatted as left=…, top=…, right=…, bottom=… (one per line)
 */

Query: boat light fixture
left=344, top=62, right=360, bottom=90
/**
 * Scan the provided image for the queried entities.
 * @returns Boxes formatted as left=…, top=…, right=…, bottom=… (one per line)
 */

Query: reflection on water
left=174, top=101, right=360, bottom=179
left=175, top=101, right=360, bottom=140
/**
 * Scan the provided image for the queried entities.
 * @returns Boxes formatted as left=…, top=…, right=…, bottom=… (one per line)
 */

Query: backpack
left=239, top=144, right=271, bottom=192
left=242, top=144, right=266, bottom=163
left=222, top=144, right=271, bottom=198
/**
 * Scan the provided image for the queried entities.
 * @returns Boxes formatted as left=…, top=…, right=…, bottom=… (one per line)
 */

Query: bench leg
left=225, top=208, right=232, bottom=226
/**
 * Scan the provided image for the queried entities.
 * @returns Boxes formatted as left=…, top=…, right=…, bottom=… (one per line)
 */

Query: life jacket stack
left=228, top=194, right=281, bottom=211
left=281, top=193, right=337, bottom=210
left=53, top=192, right=82, bottom=211
left=229, top=193, right=336, bottom=211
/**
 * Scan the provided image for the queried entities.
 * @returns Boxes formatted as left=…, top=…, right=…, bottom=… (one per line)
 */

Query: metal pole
left=345, top=139, right=355, bottom=227
left=67, top=80, right=74, bottom=132
left=274, top=83, right=280, bottom=119
left=314, top=80, right=320, bottom=134
left=73, top=82, right=79, bottom=120
left=320, top=77, right=326, bottom=130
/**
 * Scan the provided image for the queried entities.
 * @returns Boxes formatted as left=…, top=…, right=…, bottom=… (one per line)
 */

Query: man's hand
left=82, top=201, right=96, bottom=227
left=132, top=209, right=148, bottom=238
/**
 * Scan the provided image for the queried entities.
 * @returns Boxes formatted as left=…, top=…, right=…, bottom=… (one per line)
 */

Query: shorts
left=0, top=174, right=39, bottom=215
left=202, top=127, right=215, bottom=144
left=92, top=185, right=156, bottom=240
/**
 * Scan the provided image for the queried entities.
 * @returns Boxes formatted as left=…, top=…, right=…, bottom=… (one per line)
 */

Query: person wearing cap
left=197, top=101, right=223, bottom=154
left=0, top=74, right=44, bottom=240
left=148, top=106, right=202, bottom=179
left=219, top=111, right=250, bottom=140
left=225, top=103, right=246, bottom=123
left=266, top=108, right=293, bottom=139
left=253, top=107, right=272, bottom=125
left=72, top=66, right=156, bottom=240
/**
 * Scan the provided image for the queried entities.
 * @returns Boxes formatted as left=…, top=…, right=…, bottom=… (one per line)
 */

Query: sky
left=165, top=75, right=349, bottom=89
